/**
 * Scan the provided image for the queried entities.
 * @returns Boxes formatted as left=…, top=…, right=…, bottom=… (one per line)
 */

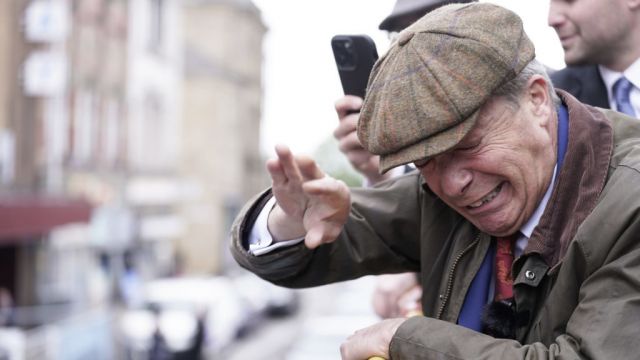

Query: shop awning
left=0, top=196, right=92, bottom=242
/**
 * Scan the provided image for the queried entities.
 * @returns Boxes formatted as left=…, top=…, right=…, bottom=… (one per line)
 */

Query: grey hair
left=492, top=58, right=561, bottom=108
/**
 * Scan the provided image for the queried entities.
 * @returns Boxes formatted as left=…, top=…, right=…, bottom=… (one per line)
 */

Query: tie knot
left=614, top=76, right=633, bottom=97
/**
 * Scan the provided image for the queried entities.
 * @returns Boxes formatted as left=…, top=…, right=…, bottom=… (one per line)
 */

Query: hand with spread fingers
left=334, top=96, right=391, bottom=186
left=339, top=318, right=406, bottom=360
left=266, top=144, right=351, bottom=249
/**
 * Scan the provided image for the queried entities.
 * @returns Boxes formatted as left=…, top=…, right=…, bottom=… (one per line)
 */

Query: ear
left=524, top=74, right=554, bottom=128
left=525, top=75, right=552, bottom=114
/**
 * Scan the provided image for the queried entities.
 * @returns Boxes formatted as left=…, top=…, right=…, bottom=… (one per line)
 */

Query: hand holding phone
left=331, top=35, right=389, bottom=184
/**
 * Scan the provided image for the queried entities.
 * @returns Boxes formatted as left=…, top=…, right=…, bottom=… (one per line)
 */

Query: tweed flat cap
left=359, top=3, right=535, bottom=173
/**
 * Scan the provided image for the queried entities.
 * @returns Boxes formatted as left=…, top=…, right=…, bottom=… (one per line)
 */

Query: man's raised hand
left=266, top=145, right=351, bottom=249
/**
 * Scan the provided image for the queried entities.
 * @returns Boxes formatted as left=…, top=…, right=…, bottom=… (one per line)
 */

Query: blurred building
left=0, top=0, right=112, bottom=357
left=179, top=0, right=267, bottom=274
left=0, top=0, right=267, bottom=356
left=0, top=0, right=183, bottom=358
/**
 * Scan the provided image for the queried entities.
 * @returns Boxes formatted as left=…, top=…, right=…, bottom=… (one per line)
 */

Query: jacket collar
left=524, top=90, right=613, bottom=267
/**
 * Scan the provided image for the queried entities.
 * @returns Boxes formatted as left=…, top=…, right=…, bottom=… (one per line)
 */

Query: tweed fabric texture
left=359, top=3, right=535, bottom=173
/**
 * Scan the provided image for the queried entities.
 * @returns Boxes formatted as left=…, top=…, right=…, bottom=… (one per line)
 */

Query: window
left=72, top=89, right=96, bottom=163
left=148, top=0, right=164, bottom=52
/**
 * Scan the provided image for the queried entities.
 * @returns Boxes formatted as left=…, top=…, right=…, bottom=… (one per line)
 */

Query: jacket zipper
left=435, top=232, right=482, bottom=320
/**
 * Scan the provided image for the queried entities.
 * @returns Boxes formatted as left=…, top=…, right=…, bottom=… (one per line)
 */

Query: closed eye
left=456, top=142, right=480, bottom=152
left=414, top=158, right=431, bottom=169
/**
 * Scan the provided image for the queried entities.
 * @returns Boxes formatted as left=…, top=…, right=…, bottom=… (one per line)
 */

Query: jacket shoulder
left=551, top=66, right=596, bottom=88
left=605, top=109, right=640, bottom=170
left=551, top=66, right=609, bottom=108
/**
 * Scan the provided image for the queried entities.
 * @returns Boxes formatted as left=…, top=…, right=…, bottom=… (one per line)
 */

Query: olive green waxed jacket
left=230, top=91, right=640, bottom=359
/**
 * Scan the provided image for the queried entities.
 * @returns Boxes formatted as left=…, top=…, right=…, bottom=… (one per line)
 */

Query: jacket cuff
left=229, top=188, right=314, bottom=284
left=390, top=316, right=517, bottom=359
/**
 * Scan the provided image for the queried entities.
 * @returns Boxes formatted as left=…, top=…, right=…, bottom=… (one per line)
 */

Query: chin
left=564, top=52, right=590, bottom=67
left=473, top=216, right=518, bottom=237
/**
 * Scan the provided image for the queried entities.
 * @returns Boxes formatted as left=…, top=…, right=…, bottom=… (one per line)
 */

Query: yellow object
left=404, top=309, right=424, bottom=318
left=368, top=357, right=387, bottom=360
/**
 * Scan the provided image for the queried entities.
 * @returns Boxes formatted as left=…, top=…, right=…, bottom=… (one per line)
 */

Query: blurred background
left=0, top=0, right=562, bottom=359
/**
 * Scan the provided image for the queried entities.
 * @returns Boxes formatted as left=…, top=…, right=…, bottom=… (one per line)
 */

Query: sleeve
left=229, top=173, right=428, bottom=288
left=247, top=197, right=304, bottom=256
left=389, top=244, right=640, bottom=359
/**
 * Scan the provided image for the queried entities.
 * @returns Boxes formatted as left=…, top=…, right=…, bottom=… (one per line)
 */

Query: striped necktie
left=613, top=76, right=636, bottom=117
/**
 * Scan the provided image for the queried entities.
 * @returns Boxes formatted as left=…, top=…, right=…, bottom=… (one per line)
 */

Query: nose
left=439, top=157, right=473, bottom=198
left=547, top=2, right=564, bottom=29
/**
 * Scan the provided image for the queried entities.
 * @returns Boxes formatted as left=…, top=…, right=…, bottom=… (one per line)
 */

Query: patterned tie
left=613, top=76, right=637, bottom=117
left=494, top=234, right=518, bottom=301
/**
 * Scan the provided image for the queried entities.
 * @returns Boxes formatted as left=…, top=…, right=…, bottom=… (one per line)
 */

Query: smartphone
left=331, top=35, right=379, bottom=99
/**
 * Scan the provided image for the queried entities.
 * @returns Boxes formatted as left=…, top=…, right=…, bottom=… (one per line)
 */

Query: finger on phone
left=335, top=95, right=363, bottom=118
left=338, top=131, right=364, bottom=152
left=333, top=114, right=358, bottom=139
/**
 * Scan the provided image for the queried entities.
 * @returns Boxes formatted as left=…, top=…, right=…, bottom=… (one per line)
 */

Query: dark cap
left=359, top=3, right=535, bottom=173
left=379, top=0, right=476, bottom=32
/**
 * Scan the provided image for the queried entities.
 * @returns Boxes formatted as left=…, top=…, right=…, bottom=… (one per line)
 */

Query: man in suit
left=548, top=0, right=640, bottom=116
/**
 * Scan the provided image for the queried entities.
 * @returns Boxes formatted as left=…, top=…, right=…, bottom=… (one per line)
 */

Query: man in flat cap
left=231, top=3, right=640, bottom=359
left=335, top=0, right=477, bottom=321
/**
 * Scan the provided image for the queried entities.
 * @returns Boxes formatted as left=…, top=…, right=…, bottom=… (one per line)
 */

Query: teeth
left=468, top=184, right=502, bottom=209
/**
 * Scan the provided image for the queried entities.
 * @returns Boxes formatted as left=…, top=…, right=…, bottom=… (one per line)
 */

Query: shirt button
left=525, top=270, right=536, bottom=280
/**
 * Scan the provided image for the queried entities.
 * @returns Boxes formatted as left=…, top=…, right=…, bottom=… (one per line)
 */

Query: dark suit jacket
left=550, top=65, right=610, bottom=109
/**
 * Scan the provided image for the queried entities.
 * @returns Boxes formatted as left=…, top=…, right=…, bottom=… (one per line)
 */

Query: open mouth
left=467, top=183, right=504, bottom=209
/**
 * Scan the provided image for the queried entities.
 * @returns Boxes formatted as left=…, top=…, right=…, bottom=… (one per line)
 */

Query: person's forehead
left=413, top=103, right=517, bottom=167
left=467, top=97, right=515, bottom=133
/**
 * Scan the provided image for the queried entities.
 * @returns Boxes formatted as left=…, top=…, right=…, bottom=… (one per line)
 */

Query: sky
left=251, top=0, right=566, bottom=157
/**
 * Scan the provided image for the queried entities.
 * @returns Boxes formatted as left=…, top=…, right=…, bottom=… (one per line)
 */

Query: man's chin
left=563, top=51, right=591, bottom=67
left=471, top=214, right=521, bottom=237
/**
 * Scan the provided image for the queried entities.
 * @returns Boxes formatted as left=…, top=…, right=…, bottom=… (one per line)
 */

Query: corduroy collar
left=524, top=90, right=614, bottom=267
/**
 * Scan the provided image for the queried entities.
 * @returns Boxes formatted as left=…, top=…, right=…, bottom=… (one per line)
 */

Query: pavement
left=221, top=276, right=380, bottom=360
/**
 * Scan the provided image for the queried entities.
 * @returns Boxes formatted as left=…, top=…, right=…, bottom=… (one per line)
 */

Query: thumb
left=304, top=226, right=325, bottom=249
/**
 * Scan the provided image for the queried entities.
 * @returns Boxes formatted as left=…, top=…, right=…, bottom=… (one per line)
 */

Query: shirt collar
left=520, top=165, right=557, bottom=239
